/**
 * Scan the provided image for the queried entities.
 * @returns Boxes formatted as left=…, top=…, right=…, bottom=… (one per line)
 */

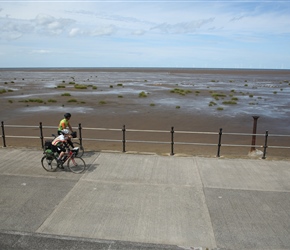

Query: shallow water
left=19, top=106, right=94, bottom=113
left=1, top=68, right=290, bottom=120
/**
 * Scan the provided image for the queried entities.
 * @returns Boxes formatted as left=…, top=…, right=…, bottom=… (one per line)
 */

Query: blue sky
left=0, top=0, right=289, bottom=69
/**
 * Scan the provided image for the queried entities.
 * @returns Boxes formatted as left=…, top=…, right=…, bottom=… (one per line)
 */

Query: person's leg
left=57, top=148, right=65, bottom=169
left=53, top=145, right=65, bottom=161
left=52, top=145, right=63, bottom=162
left=58, top=151, right=64, bottom=160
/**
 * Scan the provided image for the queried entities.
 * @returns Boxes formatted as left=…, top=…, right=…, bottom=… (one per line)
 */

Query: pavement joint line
left=83, top=152, right=102, bottom=169
left=195, top=157, right=205, bottom=188
left=0, top=172, right=82, bottom=180
left=0, top=229, right=191, bottom=250
left=35, top=180, right=84, bottom=233
left=204, top=186, right=290, bottom=193
left=34, top=181, right=80, bottom=233
left=0, top=229, right=117, bottom=244
left=81, top=178, right=197, bottom=187
left=194, top=158, right=218, bottom=248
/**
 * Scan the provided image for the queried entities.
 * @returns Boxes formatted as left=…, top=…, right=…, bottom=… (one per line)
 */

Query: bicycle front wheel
left=67, top=157, right=86, bottom=174
left=41, top=155, right=58, bottom=172
left=72, top=142, right=84, bottom=157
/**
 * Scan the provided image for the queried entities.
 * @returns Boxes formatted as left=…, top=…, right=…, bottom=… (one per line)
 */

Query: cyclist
left=51, top=129, right=72, bottom=165
left=58, top=113, right=75, bottom=148
left=58, top=113, right=73, bottom=135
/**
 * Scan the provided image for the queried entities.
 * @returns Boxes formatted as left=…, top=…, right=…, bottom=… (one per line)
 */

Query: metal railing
left=1, top=121, right=290, bottom=159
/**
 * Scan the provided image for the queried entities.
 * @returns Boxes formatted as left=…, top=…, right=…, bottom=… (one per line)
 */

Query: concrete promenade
left=0, top=148, right=290, bottom=250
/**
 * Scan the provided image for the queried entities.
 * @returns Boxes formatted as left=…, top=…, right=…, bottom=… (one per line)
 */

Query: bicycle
left=41, top=146, right=86, bottom=174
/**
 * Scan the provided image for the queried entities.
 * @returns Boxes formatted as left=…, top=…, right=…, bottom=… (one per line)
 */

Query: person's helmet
left=64, top=113, right=71, bottom=119
left=62, top=129, right=69, bottom=135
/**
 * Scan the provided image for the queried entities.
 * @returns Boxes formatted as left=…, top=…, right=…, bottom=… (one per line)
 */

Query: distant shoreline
left=1, top=67, right=290, bottom=75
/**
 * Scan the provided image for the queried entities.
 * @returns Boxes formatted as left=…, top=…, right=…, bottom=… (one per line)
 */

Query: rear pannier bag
left=45, top=140, right=52, bottom=150
left=45, top=149, right=54, bottom=159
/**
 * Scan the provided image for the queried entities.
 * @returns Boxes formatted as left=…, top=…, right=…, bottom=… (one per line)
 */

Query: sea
left=1, top=67, right=290, bottom=122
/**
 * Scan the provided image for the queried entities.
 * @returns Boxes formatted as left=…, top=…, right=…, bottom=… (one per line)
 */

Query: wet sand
left=1, top=68, right=290, bottom=159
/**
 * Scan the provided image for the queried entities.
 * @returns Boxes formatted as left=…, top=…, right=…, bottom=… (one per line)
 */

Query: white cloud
left=0, top=18, right=34, bottom=40
left=69, top=28, right=82, bottom=37
left=0, top=1, right=289, bottom=68
left=69, top=25, right=117, bottom=37
left=0, top=13, right=75, bottom=40
left=33, top=14, right=75, bottom=35
left=90, top=25, right=117, bottom=36
left=32, top=49, right=51, bottom=54
left=34, top=14, right=54, bottom=26
left=131, top=29, right=146, bottom=36
left=151, top=18, right=215, bottom=34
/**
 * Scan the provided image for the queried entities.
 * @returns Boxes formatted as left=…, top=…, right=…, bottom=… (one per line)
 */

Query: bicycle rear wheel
left=72, top=142, right=84, bottom=157
left=41, top=155, right=58, bottom=172
left=67, top=157, right=86, bottom=174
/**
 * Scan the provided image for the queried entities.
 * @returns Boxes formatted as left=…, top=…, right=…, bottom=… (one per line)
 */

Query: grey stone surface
left=197, top=157, right=290, bottom=191
left=37, top=154, right=216, bottom=248
left=0, top=230, right=186, bottom=250
left=1, top=148, right=290, bottom=249
left=0, top=148, right=100, bottom=179
left=205, top=189, right=290, bottom=249
left=0, top=175, right=77, bottom=231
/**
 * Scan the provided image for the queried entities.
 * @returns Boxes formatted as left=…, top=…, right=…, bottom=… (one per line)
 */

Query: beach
left=1, top=67, right=290, bottom=159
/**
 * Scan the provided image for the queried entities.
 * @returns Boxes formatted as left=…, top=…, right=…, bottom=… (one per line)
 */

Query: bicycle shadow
left=55, top=164, right=99, bottom=173
left=86, top=163, right=99, bottom=172
left=81, top=151, right=99, bottom=158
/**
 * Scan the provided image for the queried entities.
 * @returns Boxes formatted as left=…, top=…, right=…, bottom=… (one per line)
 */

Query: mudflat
left=1, top=68, right=290, bottom=159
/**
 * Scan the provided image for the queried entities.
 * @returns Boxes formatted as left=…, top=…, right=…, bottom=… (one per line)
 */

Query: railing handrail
left=4, top=123, right=290, bottom=137
left=1, top=121, right=290, bottom=159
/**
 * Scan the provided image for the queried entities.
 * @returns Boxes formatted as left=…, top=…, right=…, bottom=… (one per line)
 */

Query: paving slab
left=196, top=157, right=290, bottom=191
left=0, top=148, right=101, bottom=233
left=205, top=188, right=290, bottom=250
left=82, top=153, right=202, bottom=186
left=37, top=153, right=216, bottom=249
left=0, top=175, right=77, bottom=232
left=197, top=156, right=290, bottom=249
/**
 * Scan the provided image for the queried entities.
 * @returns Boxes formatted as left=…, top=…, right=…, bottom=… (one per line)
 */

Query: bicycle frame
left=60, top=147, right=79, bottom=166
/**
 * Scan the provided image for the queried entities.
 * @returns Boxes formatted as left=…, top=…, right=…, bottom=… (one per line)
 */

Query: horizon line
left=1, top=66, right=290, bottom=71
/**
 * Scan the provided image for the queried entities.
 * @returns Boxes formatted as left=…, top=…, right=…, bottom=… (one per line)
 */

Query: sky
left=0, top=0, right=289, bottom=69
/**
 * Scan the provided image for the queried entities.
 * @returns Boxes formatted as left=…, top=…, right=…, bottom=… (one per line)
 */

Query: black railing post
left=1, top=121, right=6, bottom=147
left=262, top=130, right=268, bottom=159
left=39, top=122, right=44, bottom=149
left=122, top=125, right=126, bottom=153
left=217, top=128, right=223, bottom=157
left=170, top=126, right=174, bottom=156
left=78, top=123, right=82, bottom=147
